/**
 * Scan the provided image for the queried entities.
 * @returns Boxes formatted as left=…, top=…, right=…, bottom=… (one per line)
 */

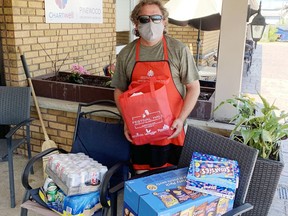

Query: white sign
left=45, top=0, right=103, bottom=23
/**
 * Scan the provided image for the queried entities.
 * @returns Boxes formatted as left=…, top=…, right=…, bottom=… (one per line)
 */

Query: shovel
left=19, top=47, right=58, bottom=177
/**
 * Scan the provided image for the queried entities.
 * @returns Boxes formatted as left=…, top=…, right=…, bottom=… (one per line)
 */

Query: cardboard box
left=45, top=153, right=107, bottom=196
left=39, top=188, right=101, bottom=216
left=124, top=168, right=234, bottom=216
left=46, top=166, right=100, bottom=196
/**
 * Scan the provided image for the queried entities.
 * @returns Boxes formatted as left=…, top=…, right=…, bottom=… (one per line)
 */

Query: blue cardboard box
left=186, top=152, right=239, bottom=200
left=124, top=168, right=234, bottom=216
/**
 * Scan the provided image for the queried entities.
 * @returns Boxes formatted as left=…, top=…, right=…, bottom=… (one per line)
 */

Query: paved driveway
left=243, top=42, right=288, bottom=112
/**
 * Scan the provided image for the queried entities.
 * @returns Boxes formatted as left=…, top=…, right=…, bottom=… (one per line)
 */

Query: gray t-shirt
left=111, top=35, right=199, bottom=97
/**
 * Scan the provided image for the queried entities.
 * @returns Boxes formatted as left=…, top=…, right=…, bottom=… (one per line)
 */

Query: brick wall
left=1, top=0, right=116, bottom=87
left=116, top=31, right=129, bottom=45
left=168, top=24, right=219, bottom=66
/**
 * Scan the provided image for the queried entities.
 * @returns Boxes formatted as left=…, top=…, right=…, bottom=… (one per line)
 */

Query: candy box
left=187, top=152, right=239, bottom=181
left=186, top=152, right=239, bottom=199
left=123, top=168, right=234, bottom=216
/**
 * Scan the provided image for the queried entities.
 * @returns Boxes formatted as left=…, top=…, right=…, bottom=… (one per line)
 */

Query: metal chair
left=110, top=125, right=259, bottom=216
left=0, top=86, right=33, bottom=208
left=20, top=100, right=132, bottom=216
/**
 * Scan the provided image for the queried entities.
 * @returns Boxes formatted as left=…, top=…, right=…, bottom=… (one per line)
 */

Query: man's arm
left=168, top=80, right=200, bottom=139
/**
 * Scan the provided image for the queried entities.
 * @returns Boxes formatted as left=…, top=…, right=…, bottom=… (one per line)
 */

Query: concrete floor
left=0, top=154, right=43, bottom=216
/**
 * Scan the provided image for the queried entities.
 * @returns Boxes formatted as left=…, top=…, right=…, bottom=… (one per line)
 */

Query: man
left=111, top=0, right=200, bottom=171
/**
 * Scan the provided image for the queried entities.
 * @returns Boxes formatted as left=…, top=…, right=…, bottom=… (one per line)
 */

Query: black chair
left=0, top=86, right=34, bottom=208
left=20, top=100, right=132, bottom=216
left=110, top=125, right=259, bottom=216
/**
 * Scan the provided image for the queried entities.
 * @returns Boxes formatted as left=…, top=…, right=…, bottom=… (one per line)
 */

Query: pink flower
left=71, top=64, right=90, bottom=75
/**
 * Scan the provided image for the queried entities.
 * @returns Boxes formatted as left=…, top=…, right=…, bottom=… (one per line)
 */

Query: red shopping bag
left=119, top=78, right=174, bottom=145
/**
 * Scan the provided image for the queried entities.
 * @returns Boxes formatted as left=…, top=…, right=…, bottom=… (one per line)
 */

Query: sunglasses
left=137, top=15, right=163, bottom=24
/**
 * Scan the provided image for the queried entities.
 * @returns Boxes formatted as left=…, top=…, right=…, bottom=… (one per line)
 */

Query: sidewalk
left=242, top=42, right=288, bottom=113
left=242, top=42, right=288, bottom=216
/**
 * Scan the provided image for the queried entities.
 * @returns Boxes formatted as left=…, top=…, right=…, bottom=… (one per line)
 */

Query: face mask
left=138, top=22, right=164, bottom=42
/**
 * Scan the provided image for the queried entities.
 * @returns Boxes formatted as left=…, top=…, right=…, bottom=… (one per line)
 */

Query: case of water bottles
left=45, top=153, right=108, bottom=196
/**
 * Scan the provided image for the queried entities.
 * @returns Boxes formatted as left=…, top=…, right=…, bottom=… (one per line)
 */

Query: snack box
left=186, top=152, right=239, bottom=199
left=124, top=167, right=234, bottom=216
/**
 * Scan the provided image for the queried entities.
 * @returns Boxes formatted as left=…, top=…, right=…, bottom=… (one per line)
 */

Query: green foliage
left=68, top=72, right=84, bottom=84
left=214, top=93, right=288, bottom=160
left=268, top=25, right=279, bottom=42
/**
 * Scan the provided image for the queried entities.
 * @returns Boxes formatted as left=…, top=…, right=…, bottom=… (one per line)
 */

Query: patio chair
left=110, top=125, right=259, bottom=216
left=0, top=86, right=34, bottom=208
left=20, top=100, right=132, bottom=216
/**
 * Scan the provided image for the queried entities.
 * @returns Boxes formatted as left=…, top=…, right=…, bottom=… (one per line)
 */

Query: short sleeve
left=180, top=45, right=199, bottom=85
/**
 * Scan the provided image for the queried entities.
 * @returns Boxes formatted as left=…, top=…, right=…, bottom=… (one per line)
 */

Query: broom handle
left=18, top=47, right=50, bottom=142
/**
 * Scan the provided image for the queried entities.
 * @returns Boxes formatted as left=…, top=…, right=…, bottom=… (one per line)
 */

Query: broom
left=19, top=47, right=58, bottom=178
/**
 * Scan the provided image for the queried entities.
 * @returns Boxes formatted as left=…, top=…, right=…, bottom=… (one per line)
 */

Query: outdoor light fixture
left=250, top=1, right=266, bottom=46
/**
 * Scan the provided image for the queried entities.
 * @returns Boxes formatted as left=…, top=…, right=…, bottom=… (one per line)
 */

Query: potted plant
left=214, top=93, right=288, bottom=216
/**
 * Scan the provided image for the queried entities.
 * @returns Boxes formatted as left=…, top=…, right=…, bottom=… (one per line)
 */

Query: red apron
left=130, top=37, right=185, bottom=170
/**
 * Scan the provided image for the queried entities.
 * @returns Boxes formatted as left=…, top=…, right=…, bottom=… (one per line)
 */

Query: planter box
left=32, top=73, right=215, bottom=120
left=243, top=157, right=284, bottom=216
left=31, top=72, right=114, bottom=103
left=188, top=80, right=215, bottom=120
left=188, top=86, right=215, bottom=120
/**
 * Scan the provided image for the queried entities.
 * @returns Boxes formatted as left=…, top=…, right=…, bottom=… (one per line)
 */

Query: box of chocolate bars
left=123, top=167, right=234, bottom=216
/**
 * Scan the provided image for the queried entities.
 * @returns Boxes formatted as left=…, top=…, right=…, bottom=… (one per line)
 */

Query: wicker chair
left=177, top=125, right=259, bottom=215
left=0, top=86, right=34, bottom=208
left=110, top=125, right=259, bottom=216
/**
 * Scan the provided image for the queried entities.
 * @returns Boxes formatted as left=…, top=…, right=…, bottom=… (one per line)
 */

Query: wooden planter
left=31, top=72, right=114, bottom=103
left=243, top=156, right=284, bottom=216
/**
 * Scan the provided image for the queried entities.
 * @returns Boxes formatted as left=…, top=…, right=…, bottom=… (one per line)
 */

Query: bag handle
left=128, top=75, right=170, bottom=90
left=123, top=79, right=154, bottom=99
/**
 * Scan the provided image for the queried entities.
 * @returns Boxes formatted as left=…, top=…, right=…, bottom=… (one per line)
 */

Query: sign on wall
left=45, top=0, right=103, bottom=23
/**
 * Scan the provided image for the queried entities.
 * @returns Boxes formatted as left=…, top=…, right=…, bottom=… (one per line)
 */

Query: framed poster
left=45, top=0, right=103, bottom=23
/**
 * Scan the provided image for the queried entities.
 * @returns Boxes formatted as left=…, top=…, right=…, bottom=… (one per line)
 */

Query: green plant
left=268, top=25, right=279, bottom=42
left=214, top=93, right=288, bottom=160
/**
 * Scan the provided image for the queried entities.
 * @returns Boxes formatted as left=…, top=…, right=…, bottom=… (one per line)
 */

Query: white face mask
left=138, top=22, right=164, bottom=42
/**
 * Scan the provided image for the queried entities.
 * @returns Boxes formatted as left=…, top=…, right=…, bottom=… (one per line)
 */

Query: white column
left=213, top=0, right=249, bottom=121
